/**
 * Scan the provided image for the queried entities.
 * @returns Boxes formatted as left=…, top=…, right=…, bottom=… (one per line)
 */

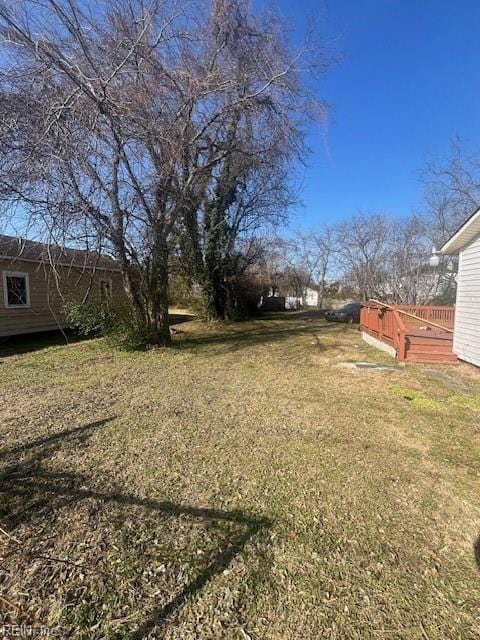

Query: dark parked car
left=325, top=303, right=362, bottom=324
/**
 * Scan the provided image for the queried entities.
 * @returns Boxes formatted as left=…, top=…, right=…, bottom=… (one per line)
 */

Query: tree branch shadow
left=473, top=536, right=480, bottom=571
left=0, top=419, right=272, bottom=638
left=0, top=313, right=195, bottom=359
left=0, top=418, right=114, bottom=462
left=176, top=321, right=345, bottom=356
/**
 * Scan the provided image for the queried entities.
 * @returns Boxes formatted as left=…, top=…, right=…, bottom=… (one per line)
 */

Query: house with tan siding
left=0, top=235, right=127, bottom=337
left=441, top=208, right=480, bottom=368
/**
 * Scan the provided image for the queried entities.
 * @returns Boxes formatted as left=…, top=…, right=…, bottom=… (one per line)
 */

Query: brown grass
left=1, top=311, right=480, bottom=639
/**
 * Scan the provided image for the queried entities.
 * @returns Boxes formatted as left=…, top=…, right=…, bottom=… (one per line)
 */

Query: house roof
left=440, top=206, right=480, bottom=255
left=0, top=234, right=121, bottom=271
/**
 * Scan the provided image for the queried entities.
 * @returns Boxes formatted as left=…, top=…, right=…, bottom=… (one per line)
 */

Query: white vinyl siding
left=453, top=234, right=480, bottom=367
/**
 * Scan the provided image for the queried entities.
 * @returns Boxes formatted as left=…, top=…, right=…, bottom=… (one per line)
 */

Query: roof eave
left=440, top=206, right=480, bottom=255
left=0, top=253, right=122, bottom=272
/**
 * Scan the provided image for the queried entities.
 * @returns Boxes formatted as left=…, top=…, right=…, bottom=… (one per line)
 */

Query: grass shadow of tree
left=175, top=321, right=347, bottom=356
left=0, top=313, right=196, bottom=359
left=0, top=419, right=272, bottom=638
left=473, top=536, right=480, bottom=571
left=0, top=329, right=88, bottom=359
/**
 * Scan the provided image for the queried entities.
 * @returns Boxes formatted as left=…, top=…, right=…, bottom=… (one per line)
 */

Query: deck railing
left=360, top=303, right=455, bottom=362
left=360, top=305, right=405, bottom=358
left=393, top=305, right=455, bottom=330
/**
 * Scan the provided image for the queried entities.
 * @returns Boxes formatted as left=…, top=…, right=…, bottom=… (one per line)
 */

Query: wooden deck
left=360, top=304, right=457, bottom=364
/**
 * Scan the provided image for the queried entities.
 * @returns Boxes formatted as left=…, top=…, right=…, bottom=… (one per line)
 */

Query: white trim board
left=2, top=270, right=31, bottom=309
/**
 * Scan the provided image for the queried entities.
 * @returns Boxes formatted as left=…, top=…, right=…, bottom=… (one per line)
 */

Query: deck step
left=405, top=331, right=455, bottom=365
left=406, top=353, right=458, bottom=363
left=406, top=336, right=453, bottom=346
left=407, top=345, right=454, bottom=354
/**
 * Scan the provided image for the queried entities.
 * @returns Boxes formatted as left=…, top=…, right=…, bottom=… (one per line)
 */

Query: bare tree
left=420, top=138, right=480, bottom=246
left=0, top=0, right=202, bottom=345
left=414, top=139, right=480, bottom=302
left=276, top=229, right=337, bottom=308
left=381, top=215, right=442, bottom=304
left=0, top=0, right=329, bottom=342
left=256, top=237, right=287, bottom=297
left=309, top=227, right=337, bottom=308
left=335, top=212, right=453, bottom=305
left=335, top=213, right=391, bottom=302
left=176, top=0, right=328, bottom=320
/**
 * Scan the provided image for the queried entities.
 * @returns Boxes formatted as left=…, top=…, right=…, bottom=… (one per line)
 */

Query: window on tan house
left=3, top=271, right=31, bottom=308
left=100, top=279, right=112, bottom=303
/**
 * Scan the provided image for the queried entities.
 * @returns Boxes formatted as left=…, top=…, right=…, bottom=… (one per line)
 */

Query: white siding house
left=441, top=208, right=480, bottom=367
left=304, top=287, right=319, bottom=307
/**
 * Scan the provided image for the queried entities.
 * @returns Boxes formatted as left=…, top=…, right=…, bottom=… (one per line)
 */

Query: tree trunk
left=199, top=116, right=239, bottom=320
left=317, top=283, right=324, bottom=310
left=203, top=197, right=227, bottom=321
left=150, top=234, right=172, bottom=346
left=203, top=263, right=226, bottom=320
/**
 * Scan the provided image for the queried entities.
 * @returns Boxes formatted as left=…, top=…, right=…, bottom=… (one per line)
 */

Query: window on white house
left=3, top=271, right=31, bottom=308
left=100, top=279, right=112, bottom=303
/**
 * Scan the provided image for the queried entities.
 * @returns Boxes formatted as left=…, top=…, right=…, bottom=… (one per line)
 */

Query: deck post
left=397, top=329, right=406, bottom=362
left=392, top=309, right=407, bottom=362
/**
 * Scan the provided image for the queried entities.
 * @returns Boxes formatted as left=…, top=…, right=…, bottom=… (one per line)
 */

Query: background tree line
left=262, top=141, right=480, bottom=308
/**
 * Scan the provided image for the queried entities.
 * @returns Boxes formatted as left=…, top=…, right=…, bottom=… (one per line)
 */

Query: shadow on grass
left=474, top=536, right=480, bottom=571
left=0, top=418, right=271, bottom=638
left=0, top=328, right=88, bottom=358
left=0, top=417, right=114, bottom=463
left=0, top=313, right=196, bottom=359
left=0, top=310, right=349, bottom=362
left=259, top=310, right=328, bottom=322
left=177, top=320, right=347, bottom=356
left=168, top=312, right=196, bottom=326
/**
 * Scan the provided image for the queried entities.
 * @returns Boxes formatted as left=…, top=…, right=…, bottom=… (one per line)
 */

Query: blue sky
left=265, top=0, right=480, bottom=229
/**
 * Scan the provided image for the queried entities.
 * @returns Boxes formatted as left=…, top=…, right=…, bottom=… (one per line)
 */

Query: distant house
left=0, top=235, right=127, bottom=337
left=441, top=208, right=480, bottom=367
left=303, top=287, right=319, bottom=307
left=285, top=287, right=319, bottom=309
left=261, top=286, right=319, bottom=311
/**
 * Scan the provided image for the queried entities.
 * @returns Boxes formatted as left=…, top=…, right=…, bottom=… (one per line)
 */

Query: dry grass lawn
left=1, top=311, right=480, bottom=639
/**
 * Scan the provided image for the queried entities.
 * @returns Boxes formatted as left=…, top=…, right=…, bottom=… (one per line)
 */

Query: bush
left=64, top=298, right=116, bottom=337
left=188, top=294, right=208, bottom=319
left=225, top=274, right=264, bottom=320
left=64, top=298, right=152, bottom=351
left=105, top=309, right=153, bottom=351
left=168, top=274, right=196, bottom=309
